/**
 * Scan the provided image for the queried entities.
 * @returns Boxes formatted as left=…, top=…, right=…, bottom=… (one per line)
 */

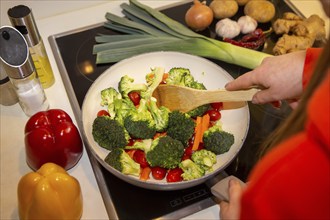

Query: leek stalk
left=93, top=36, right=178, bottom=53
left=95, top=34, right=153, bottom=43
left=94, top=0, right=272, bottom=69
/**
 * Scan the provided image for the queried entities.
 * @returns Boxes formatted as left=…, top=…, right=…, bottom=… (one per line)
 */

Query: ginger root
left=273, top=13, right=326, bottom=55
left=273, top=12, right=303, bottom=35
left=293, top=15, right=326, bottom=41
left=273, top=34, right=314, bottom=55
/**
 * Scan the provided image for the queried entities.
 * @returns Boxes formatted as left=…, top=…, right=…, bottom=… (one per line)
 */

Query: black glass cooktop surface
left=49, top=1, right=298, bottom=219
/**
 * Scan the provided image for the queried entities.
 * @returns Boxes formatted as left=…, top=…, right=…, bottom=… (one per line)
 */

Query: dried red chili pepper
left=223, top=28, right=270, bottom=50
left=241, top=28, right=264, bottom=42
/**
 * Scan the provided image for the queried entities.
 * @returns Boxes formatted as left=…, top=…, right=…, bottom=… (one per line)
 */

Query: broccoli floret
left=124, top=99, right=156, bottom=139
left=125, top=136, right=184, bottom=169
left=104, top=148, right=140, bottom=176
left=147, top=136, right=185, bottom=169
left=187, top=104, right=210, bottom=118
left=92, top=116, right=129, bottom=150
left=187, top=81, right=210, bottom=118
left=166, top=67, right=195, bottom=86
left=141, top=67, right=164, bottom=100
left=190, top=81, right=206, bottom=90
left=167, top=110, right=195, bottom=146
left=179, top=159, right=205, bottom=181
left=191, top=149, right=217, bottom=171
left=100, top=87, right=122, bottom=117
left=203, top=125, right=235, bottom=155
left=118, top=75, right=147, bottom=99
left=141, top=67, right=168, bottom=132
left=147, top=97, right=170, bottom=132
left=165, top=68, right=210, bottom=118
left=113, top=98, right=136, bottom=125
left=125, top=139, right=152, bottom=151
left=100, top=87, right=122, bottom=106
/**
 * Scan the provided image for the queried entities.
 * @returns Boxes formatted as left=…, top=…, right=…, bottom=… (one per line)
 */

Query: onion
left=185, top=0, right=214, bottom=31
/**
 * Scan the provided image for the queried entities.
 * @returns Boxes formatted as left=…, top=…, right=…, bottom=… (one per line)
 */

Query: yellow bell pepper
left=17, top=163, right=83, bottom=220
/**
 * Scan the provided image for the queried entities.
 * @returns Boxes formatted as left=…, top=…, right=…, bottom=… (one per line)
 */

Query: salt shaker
left=8, top=5, right=55, bottom=89
left=0, top=26, right=49, bottom=117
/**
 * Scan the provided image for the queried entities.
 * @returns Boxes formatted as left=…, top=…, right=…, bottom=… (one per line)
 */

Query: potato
left=236, top=0, right=251, bottom=6
left=210, top=0, right=239, bottom=19
left=244, top=0, right=275, bottom=23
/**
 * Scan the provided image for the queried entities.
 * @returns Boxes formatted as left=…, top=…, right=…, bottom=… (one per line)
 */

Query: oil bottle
left=8, top=5, right=55, bottom=89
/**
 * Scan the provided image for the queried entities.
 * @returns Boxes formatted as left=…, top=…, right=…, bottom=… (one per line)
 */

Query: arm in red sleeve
left=302, top=48, right=322, bottom=89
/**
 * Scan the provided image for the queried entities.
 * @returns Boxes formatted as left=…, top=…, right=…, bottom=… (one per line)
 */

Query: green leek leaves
left=94, top=0, right=272, bottom=69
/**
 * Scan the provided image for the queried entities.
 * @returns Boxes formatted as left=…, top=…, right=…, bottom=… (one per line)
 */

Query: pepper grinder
left=0, top=26, right=49, bottom=117
left=8, top=5, right=55, bottom=89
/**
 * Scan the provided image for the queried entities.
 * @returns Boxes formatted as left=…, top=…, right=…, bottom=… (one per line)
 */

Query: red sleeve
left=302, top=48, right=322, bottom=89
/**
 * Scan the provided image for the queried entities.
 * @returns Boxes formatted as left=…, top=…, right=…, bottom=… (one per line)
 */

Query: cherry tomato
left=167, top=168, right=183, bottom=182
left=210, top=102, right=223, bottom=111
left=199, top=142, right=205, bottom=150
left=133, top=150, right=149, bottom=168
left=206, top=109, right=221, bottom=121
left=97, top=110, right=110, bottom=117
left=128, top=91, right=141, bottom=106
left=182, top=142, right=204, bottom=160
left=181, top=153, right=191, bottom=161
left=151, top=166, right=167, bottom=180
left=183, top=145, right=194, bottom=160
left=127, top=139, right=135, bottom=146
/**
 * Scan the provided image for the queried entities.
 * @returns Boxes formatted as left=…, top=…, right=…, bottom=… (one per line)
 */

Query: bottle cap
left=7, top=5, right=40, bottom=47
left=0, top=26, right=34, bottom=79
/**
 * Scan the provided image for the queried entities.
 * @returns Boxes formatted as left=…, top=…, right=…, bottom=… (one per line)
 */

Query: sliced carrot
left=140, top=166, right=152, bottom=181
left=162, top=73, right=169, bottom=83
left=200, top=114, right=210, bottom=143
left=192, top=116, right=203, bottom=151
left=153, top=131, right=167, bottom=139
left=126, top=149, right=136, bottom=159
left=194, top=116, right=202, bottom=132
left=192, top=114, right=211, bottom=150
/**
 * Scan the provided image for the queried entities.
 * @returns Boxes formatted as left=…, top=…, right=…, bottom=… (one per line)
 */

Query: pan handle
left=210, top=175, right=246, bottom=202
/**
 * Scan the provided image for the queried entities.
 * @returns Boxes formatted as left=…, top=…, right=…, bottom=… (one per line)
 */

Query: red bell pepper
left=24, top=109, right=83, bottom=170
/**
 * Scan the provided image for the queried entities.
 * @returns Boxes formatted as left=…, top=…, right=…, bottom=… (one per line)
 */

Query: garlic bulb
left=215, top=18, right=241, bottom=39
left=238, top=15, right=258, bottom=34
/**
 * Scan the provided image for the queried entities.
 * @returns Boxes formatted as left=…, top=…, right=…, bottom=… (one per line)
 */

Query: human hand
left=219, top=179, right=243, bottom=220
left=225, top=50, right=306, bottom=106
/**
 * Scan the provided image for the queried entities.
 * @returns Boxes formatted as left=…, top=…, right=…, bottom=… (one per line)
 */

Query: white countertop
left=1, top=1, right=328, bottom=219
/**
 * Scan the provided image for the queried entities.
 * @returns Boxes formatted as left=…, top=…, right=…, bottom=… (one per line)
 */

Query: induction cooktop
left=48, top=1, right=299, bottom=218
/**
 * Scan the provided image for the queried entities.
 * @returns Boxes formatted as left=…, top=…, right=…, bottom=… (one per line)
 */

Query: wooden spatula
left=152, top=84, right=259, bottom=112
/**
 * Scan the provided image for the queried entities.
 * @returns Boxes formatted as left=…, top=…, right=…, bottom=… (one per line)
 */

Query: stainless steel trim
left=8, top=5, right=41, bottom=46
left=284, top=0, right=306, bottom=18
